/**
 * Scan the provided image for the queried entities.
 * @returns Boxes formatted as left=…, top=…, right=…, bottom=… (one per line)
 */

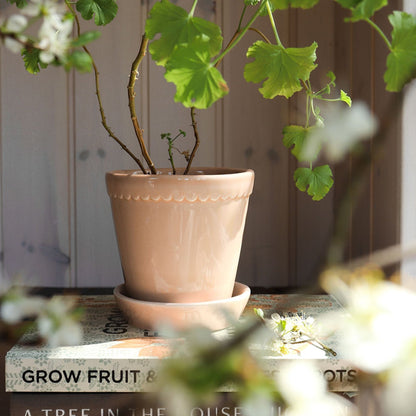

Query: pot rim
left=106, top=167, right=254, bottom=180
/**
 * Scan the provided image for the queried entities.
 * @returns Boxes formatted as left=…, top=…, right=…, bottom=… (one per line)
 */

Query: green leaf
left=294, top=165, right=334, bottom=200
left=326, top=70, right=336, bottom=85
left=384, top=11, right=416, bottom=92
left=146, top=0, right=222, bottom=67
left=71, top=31, right=101, bottom=47
left=66, top=50, right=93, bottom=72
left=6, top=0, right=27, bottom=8
left=22, top=48, right=47, bottom=74
left=340, top=89, right=352, bottom=106
left=164, top=41, right=229, bottom=109
left=263, top=0, right=319, bottom=12
left=76, top=0, right=118, bottom=26
left=244, top=41, right=317, bottom=99
left=335, top=0, right=387, bottom=21
left=283, top=125, right=309, bottom=160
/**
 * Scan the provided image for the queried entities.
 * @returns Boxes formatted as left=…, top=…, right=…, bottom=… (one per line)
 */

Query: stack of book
left=5, top=293, right=357, bottom=416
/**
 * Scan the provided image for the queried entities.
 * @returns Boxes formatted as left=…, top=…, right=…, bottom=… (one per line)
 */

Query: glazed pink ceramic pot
left=106, top=167, right=254, bottom=303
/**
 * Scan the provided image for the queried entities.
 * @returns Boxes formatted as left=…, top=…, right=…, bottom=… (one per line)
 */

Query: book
left=5, top=294, right=357, bottom=393
left=10, top=392, right=286, bottom=416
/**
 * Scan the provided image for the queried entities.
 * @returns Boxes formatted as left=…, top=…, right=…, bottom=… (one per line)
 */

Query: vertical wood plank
left=400, top=0, right=416, bottom=285
left=0, top=43, right=71, bottom=285
left=222, top=4, right=291, bottom=288
left=73, top=0, right=145, bottom=287
left=333, top=1, right=401, bottom=267
left=293, top=0, right=335, bottom=287
left=372, top=0, right=401, bottom=265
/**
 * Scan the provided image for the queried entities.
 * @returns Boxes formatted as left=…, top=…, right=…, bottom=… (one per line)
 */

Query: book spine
left=258, top=359, right=357, bottom=393
left=6, top=357, right=357, bottom=393
left=10, top=392, right=285, bottom=416
left=6, top=358, right=161, bottom=393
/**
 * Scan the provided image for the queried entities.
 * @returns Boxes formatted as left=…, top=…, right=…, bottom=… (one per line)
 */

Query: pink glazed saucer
left=113, top=282, right=251, bottom=331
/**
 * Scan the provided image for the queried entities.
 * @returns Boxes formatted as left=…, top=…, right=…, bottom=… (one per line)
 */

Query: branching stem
left=65, top=0, right=146, bottom=171
left=213, top=0, right=268, bottom=68
left=184, top=107, right=200, bottom=175
left=128, top=35, right=157, bottom=174
left=365, top=18, right=392, bottom=50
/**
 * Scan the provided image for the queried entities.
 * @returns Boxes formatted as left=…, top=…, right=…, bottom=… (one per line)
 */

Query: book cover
left=5, top=294, right=357, bottom=393
left=10, top=392, right=286, bottom=416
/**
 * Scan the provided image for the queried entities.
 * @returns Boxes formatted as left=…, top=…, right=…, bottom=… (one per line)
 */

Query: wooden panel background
left=0, top=0, right=402, bottom=289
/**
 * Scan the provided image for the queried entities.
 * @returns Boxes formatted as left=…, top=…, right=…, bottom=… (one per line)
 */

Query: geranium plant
left=1, top=0, right=415, bottom=201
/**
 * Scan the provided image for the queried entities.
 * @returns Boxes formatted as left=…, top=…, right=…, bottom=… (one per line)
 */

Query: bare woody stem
left=184, top=107, right=200, bottom=175
left=128, top=35, right=157, bottom=174
left=66, top=1, right=146, bottom=172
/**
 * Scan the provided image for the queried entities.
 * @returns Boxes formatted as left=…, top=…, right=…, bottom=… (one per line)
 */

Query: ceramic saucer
left=113, top=282, right=250, bottom=331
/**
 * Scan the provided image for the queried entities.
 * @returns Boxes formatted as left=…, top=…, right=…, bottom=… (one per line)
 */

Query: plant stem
left=189, top=0, right=198, bottom=17
left=184, top=107, right=200, bottom=175
left=167, top=141, right=176, bottom=175
left=128, top=35, right=157, bottom=174
left=365, top=18, right=392, bottom=50
left=248, top=27, right=272, bottom=44
left=266, top=0, right=282, bottom=47
left=65, top=1, right=146, bottom=171
left=213, top=0, right=268, bottom=67
left=237, top=4, right=248, bottom=32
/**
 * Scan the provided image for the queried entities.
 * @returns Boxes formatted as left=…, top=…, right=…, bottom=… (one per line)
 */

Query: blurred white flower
left=276, top=361, right=355, bottom=416
left=5, top=14, right=28, bottom=32
left=241, top=391, right=276, bottom=416
left=0, top=286, right=45, bottom=324
left=322, top=270, right=416, bottom=374
left=37, top=296, right=83, bottom=347
left=38, top=16, right=73, bottom=63
left=383, top=351, right=416, bottom=416
left=4, top=37, right=23, bottom=53
left=23, top=0, right=67, bottom=18
left=302, top=101, right=378, bottom=162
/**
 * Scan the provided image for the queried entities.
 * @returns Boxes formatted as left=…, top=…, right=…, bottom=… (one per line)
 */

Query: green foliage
left=385, top=11, right=416, bottom=92
left=66, top=50, right=93, bottom=72
left=282, top=125, right=311, bottom=161
left=146, top=0, right=222, bottom=66
left=6, top=0, right=27, bottom=8
left=75, top=0, right=118, bottom=26
left=266, top=0, right=320, bottom=11
left=294, top=165, right=334, bottom=201
left=164, top=41, right=229, bottom=109
left=340, top=89, right=352, bottom=107
left=244, top=41, right=318, bottom=99
left=336, top=0, right=388, bottom=21
left=146, top=0, right=225, bottom=109
left=22, top=48, right=47, bottom=74
left=72, top=31, right=101, bottom=47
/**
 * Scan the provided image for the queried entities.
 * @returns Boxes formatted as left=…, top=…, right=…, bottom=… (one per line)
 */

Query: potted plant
left=1, top=0, right=415, bottom=329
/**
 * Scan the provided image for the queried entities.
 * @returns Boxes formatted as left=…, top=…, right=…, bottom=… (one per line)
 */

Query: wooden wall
left=0, top=0, right=402, bottom=289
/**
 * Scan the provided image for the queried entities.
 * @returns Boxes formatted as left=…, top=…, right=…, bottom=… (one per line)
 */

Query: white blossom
left=276, top=361, right=355, bottom=416
left=4, top=36, right=25, bottom=53
left=5, top=14, right=28, bottom=33
left=0, top=287, right=45, bottom=325
left=383, top=352, right=416, bottom=416
left=302, top=101, right=378, bottom=162
left=38, top=16, right=73, bottom=63
left=22, top=0, right=67, bottom=18
left=322, top=272, right=416, bottom=373
left=37, top=295, right=83, bottom=347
